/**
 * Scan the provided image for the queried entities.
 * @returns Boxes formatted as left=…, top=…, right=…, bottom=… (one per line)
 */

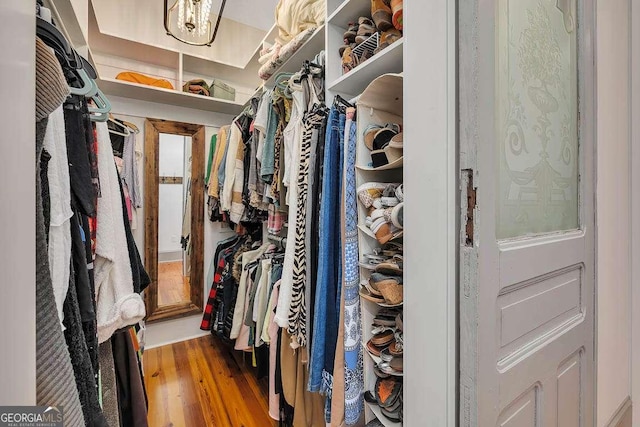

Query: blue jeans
left=308, top=107, right=345, bottom=423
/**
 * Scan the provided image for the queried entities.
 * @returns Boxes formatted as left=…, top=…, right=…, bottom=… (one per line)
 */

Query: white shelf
left=329, top=39, right=404, bottom=97
left=328, top=0, right=372, bottom=29
left=97, top=77, right=245, bottom=115
left=262, top=25, right=327, bottom=88
left=366, top=402, right=403, bottom=427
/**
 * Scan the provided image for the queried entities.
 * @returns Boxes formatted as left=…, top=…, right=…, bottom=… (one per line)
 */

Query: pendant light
left=164, top=0, right=227, bottom=47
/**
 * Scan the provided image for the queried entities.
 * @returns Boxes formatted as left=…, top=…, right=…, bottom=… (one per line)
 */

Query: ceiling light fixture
left=164, top=0, right=227, bottom=47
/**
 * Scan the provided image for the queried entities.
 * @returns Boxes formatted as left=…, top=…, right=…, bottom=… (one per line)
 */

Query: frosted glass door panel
left=496, top=0, right=578, bottom=239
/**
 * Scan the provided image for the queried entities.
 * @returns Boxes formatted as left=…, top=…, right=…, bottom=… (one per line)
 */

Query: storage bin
left=210, top=79, right=236, bottom=101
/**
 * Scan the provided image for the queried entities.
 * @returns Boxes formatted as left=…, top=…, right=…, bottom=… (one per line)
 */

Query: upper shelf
left=262, top=25, right=326, bottom=88
left=328, top=0, right=372, bottom=28
left=329, top=39, right=404, bottom=97
left=97, top=77, right=245, bottom=116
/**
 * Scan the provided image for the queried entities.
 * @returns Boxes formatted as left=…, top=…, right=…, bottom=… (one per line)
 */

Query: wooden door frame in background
left=144, top=118, right=205, bottom=323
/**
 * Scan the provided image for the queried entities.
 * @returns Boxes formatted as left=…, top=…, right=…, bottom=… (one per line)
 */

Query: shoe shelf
left=352, top=75, right=404, bottom=426
left=366, top=402, right=402, bottom=427
left=329, top=39, right=404, bottom=98
left=262, top=25, right=326, bottom=89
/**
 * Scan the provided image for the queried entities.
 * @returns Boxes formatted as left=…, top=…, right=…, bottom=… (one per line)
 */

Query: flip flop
left=375, top=376, right=402, bottom=408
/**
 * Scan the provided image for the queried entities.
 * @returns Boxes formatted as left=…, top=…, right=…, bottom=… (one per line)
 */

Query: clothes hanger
left=107, top=116, right=130, bottom=137
left=88, top=86, right=112, bottom=114
left=67, top=68, right=94, bottom=96
left=121, top=120, right=140, bottom=134
left=333, top=94, right=354, bottom=114
left=37, top=17, right=79, bottom=70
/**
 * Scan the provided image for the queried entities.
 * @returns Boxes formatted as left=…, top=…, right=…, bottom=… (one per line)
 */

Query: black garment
left=117, top=172, right=150, bottom=293
left=69, top=210, right=100, bottom=380
left=107, top=120, right=125, bottom=158
left=63, top=257, right=108, bottom=427
left=35, top=118, right=84, bottom=425
left=308, top=115, right=326, bottom=340
left=40, top=149, right=51, bottom=237
left=71, top=211, right=95, bottom=322
left=64, top=100, right=96, bottom=217
left=112, top=330, right=148, bottom=427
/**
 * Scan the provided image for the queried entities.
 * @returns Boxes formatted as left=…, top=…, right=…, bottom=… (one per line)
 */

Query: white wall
left=111, top=96, right=236, bottom=348
left=0, top=0, right=35, bottom=405
left=596, top=0, right=632, bottom=424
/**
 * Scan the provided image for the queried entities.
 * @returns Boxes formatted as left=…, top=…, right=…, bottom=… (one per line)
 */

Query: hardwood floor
left=157, top=261, right=190, bottom=306
left=144, top=335, right=276, bottom=427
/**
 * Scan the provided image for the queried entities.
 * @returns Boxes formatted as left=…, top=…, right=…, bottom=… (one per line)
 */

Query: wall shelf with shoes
left=351, top=73, right=404, bottom=426
left=325, top=0, right=403, bottom=103
left=329, top=38, right=403, bottom=98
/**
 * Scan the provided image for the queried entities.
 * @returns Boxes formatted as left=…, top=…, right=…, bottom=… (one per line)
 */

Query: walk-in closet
left=18, top=0, right=455, bottom=425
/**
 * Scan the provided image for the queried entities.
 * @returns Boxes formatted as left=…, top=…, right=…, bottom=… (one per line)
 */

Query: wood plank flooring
left=157, top=261, right=190, bottom=306
left=144, top=335, right=276, bottom=427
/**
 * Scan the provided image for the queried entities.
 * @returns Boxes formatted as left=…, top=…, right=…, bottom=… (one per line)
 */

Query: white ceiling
left=222, top=0, right=279, bottom=31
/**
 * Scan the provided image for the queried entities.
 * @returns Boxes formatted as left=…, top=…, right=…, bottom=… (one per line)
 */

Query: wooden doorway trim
left=144, top=118, right=205, bottom=323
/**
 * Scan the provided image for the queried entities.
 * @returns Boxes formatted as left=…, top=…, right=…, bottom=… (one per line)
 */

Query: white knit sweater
left=94, top=121, right=145, bottom=343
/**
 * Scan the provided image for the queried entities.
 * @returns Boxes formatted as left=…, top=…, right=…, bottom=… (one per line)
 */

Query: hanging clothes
left=35, top=35, right=85, bottom=427
left=94, top=122, right=145, bottom=344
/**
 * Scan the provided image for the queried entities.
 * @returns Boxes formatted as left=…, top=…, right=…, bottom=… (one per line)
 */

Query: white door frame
left=631, top=1, right=640, bottom=424
left=0, top=0, right=36, bottom=405
left=404, top=0, right=457, bottom=426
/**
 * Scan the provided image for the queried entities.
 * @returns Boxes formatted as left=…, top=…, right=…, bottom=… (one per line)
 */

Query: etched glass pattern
left=496, top=0, right=578, bottom=239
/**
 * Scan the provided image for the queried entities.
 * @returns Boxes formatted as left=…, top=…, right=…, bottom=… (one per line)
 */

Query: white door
left=459, top=0, right=595, bottom=426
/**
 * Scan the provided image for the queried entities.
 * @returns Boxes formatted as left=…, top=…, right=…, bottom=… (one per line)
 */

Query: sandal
left=359, top=286, right=386, bottom=304
left=370, top=329, right=395, bottom=346
left=375, top=255, right=403, bottom=275
left=357, top=182, right=387, bottom=208
left=370, top=272, right=403, bottom=305
left=371, top=145, right=403, bottom=169
left=366, top=123, right=402, bottom=150
left=389, top=132, right=403, bottom=148
left=371, top=0, right=394, bottom=31
left=375, top=376, right=402, bottom=408
left=391, top=202, right=403, bottom=229
left=366, top=339, right=386, bottom=357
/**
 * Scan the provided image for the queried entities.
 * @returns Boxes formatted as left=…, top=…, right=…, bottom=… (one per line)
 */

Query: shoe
left=338, top=40, right=356, bottom=58
left=341, top=45, right=359, bottom=74
left=389, top=132, right=403, bottom=148
left=395, top=184, right=404, bottom=201
left=375, top=255, right=403, bottom=275
left=371, top=0, right=394, bottom=31
left=371, top=145, right=403, bottom=169
left=370, top=272, right=403, bottom=305
left=391, top=0, right=403, bottom=30
left=375, top=376, right=402, bottom=408
left=357, top=182, right=387, bottom=208
left=343, top=21, right=359, bottom=43
left=364, top=123, right=401, bottom=150
left=355, top=17, right=376, bottom=44
left=374, top=28, right=402, bottom=54
left=391, top=202, right=403, bottom=228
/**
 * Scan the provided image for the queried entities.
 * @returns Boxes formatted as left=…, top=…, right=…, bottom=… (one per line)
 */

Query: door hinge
left=462, top=169, right=476, bottom=247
